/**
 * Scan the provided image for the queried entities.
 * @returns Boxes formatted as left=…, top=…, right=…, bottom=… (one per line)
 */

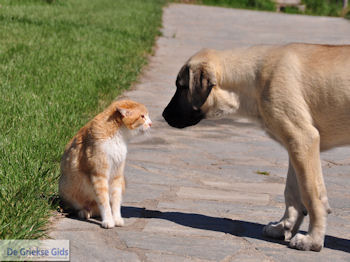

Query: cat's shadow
left=120, top=206, right=350, bottom=253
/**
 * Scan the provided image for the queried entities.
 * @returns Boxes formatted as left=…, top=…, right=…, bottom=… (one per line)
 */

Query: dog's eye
left=176, top=79, right=188, bottom=90
left=209, top=82, right=216, bottom=88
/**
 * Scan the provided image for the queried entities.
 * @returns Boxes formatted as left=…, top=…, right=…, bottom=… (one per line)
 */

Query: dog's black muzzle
left=162, top=87, right=204, bottom=128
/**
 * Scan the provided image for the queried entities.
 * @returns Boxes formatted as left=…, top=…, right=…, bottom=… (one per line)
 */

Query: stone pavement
left=50, top=4, right=350, bottom=261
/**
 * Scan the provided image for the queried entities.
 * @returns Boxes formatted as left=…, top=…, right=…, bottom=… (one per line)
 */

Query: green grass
left=198, top=0, right=275, bottom=11
left=0, top=0, right=165, bottom=239
left=284, top=0, right=350, bottom=17
left=346, top=10, right=350, bottom=19
left=195, top=0, right=348, bottom=17
left=300, top=0, right=346, bottom=17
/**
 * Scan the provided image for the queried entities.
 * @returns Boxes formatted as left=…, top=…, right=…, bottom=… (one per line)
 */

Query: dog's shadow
left=64, top=205, right=349, bottom=253
left=120, top=206, right=350, bottom=253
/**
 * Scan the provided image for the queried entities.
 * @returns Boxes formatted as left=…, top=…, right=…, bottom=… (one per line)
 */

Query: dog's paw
left=263, top=221, right=292, bottom=240
left=101, top=219, right=115, bottom=229
left=114, top=216, right=125, bottom=227
left=289, top=233, right=323, bottom=252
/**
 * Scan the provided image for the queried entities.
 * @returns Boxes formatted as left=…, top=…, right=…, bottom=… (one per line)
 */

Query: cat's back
left=60, top=123, right=91, bottom=177
left=60, top=101, right=124, bottom=175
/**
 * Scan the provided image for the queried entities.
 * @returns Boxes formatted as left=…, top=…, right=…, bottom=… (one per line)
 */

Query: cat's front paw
left=114, top=216, right=124, bottom=227
left=101, top=219, right=115, bottom=229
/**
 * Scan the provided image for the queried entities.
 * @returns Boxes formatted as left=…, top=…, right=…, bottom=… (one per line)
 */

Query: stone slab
left=117, top=231, right=243, bottom=261
left=176, top=187, right=270, bottom=205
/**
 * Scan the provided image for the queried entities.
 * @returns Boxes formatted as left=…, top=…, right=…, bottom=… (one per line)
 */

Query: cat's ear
left=116, top=107, right=131, bottom=118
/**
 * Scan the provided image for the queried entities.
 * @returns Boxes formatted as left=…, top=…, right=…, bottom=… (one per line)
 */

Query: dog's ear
left=176, top=64, right=190, bottom=88
left=188, top=66, right=216, bottom=110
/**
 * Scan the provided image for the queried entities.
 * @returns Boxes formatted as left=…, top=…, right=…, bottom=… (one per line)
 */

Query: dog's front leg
left=263, top=160, right=306, bottom=240
left=286, top=126, right=329, bottom=251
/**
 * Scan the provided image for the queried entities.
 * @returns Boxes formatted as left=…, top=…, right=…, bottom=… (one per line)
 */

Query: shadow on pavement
left=122, top=206, right=350, bottom=253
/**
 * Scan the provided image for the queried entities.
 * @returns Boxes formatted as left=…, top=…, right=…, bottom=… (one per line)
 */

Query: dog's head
left=163, top=49, right=238, bottom=128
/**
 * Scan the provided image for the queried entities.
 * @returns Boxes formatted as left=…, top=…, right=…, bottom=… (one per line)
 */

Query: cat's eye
left=141, top=115, right=145, bottom=119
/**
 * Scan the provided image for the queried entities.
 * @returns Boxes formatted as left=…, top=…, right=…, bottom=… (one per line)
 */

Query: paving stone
left=125, top=164, right=197, bottom=187
left=123, top=183, right=169, bottom=203
left=51, top=230, right=140, bottom=262
left=177, top=187, right=270, bottom=205
left=146, top=252, right=213, bottom=262
left=200, top=181, right=284, bottom=195
left=143, top=215, right=233, bottom=238
left=51, top=215, right=101, bottom=232
left=157, top=199, right=283, bottom=221
left=256, top=245, right=350, bottom=262
left=228, top=253, right=272, bottom=262
left=117, top=231, right=243, bottom=261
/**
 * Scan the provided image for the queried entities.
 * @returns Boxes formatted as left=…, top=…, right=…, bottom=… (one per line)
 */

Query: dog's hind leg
left=263, top=160, right=306, bottom=240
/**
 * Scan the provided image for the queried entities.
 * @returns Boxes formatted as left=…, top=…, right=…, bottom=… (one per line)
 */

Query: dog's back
left=260, top=43, right=350, bottom=150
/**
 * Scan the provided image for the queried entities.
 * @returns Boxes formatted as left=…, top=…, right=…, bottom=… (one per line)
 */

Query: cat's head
left=114, top=100, right=152, bottom=135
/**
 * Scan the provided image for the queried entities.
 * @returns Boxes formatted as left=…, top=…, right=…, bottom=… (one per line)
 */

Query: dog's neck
left=217, top=46, right=272, bottom=120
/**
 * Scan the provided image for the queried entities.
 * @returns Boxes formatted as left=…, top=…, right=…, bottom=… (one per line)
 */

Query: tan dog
left=163, top=43, right=350, bottom=251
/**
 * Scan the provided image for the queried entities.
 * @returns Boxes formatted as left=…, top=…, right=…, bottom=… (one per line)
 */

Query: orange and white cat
left=59, top=100, right=152, bottom=228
